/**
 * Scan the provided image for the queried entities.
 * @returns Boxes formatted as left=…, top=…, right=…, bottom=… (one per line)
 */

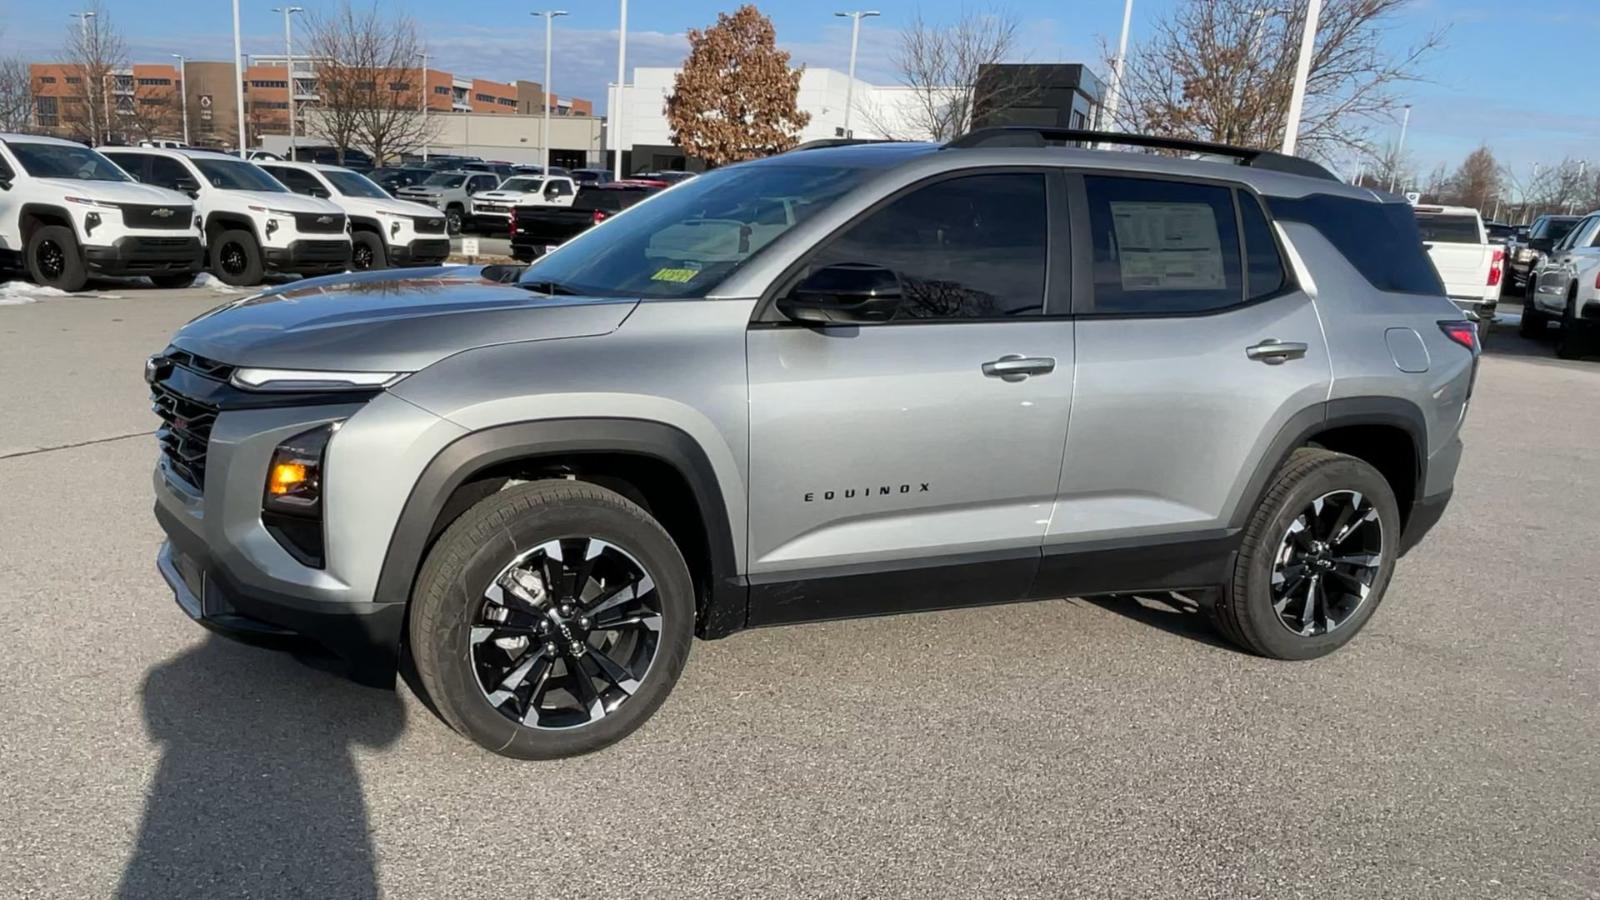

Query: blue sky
left=4, top=0, right=1598, bottom=178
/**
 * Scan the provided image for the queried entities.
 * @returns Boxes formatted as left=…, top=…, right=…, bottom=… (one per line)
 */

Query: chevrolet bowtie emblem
left=317, top=215, right=333, bottom=224
left=151, top=208, right=174, bottom=218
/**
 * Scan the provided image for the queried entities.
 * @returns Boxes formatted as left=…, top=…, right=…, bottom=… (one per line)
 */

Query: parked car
left=421, top=156, right=481, bottom=171
left=1486, top=222, right=1516, bottom=244
left=0, top=133, right=203, bottom=291
left=1522, top=209, right=1600, bottom=358
left=393, top=170, right=503, bottom=234
left=100, top=146, right=350, bottom=285
left=290, top=146, right=375, bottom=171
left=147, top=128, right=1475, bottom=759
left=1413, top=204, right=1502, bottom=318
left=468, top=174, right=577, bottom=232
left=510, top=183, right=660, bottom=261
left=570, top=168, right=615, bottom=185
left=367, top=166, right=434, bottom=196
left=1506, top=214, right=1580, bottom=293
left=635, top=170, right=695, bottom=184
left=256, top=161, right=451, bottom=270
left=139, top=138, right=189, bottom=150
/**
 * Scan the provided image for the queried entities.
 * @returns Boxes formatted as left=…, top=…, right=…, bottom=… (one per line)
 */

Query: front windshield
left=192, top=158, right=287, bottom=192
left=521, top=163, right=867, bottom=299
left=424, top=173, right=465, bottom=188
left=498, top=177, right=544, bottom=193
left=8, top=142, right=130, bottom=182
left=324, top=169, right=389, bottom=199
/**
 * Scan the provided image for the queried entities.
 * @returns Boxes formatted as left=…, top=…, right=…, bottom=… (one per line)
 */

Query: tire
left=1209, top=448, right=1401, bottom=660
left=445, top=205, right=464, bottom=235
left=351, top=231, right=388, bottom=270
left=408, top=480, right=695, bottom=759
left=1520, top=295, right=1547, bottom=338
left=209, top=228, right=264, bottom=286
left=25, top=225, right=89, bottom=292
left=1556, top=293, right=1589, bottom=360
left=150, top=273, right=197, bottom=289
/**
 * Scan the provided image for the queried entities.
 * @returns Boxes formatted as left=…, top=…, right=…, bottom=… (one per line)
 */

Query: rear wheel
left=25, top=225, right=89, bottom=292
left=1520, top=295, right=1547, bottom=338
left=1210, top=448, right=1400, bottom=660
left=408, top=480, right=695, bottom=759
left=1556, top=293, right=1590, bottom=360
left=210, top=229, right=264, bottom=286
left=351, top=231, right=388, bottom=270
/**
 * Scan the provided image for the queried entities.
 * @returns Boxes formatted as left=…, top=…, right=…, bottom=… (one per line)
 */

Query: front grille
left=150, top=351, right=232, bottom=491
left=412, top=215, right=446, bottom=234
left=475, top=202, right=511, bottom=214
left=120, top=203, right=193, bottom=230
left=293, top=211, right=347, bottom=234
left=128, top=236, right=197, bottom=252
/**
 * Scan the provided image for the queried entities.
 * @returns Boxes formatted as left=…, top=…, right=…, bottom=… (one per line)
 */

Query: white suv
left=255, top=161, right=451, bottom=270
left=99, top=147, right=350, bottom=286
left=0, top=133, right=203, bottom=291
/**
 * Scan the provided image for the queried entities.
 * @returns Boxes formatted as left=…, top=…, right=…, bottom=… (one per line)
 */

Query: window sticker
left=1109, top=201, right=1225, bottom=291
left=650, top=267, right=700, bottom=284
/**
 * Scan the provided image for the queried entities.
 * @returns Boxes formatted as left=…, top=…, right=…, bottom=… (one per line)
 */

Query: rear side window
left=1267, top=195, right=1443, bottom=296
left=1084, top=175, right=1242, bottom=314
left=1239, top=192, right=1287, bottom=300
left=1414, top=214, right=1481, bottom=244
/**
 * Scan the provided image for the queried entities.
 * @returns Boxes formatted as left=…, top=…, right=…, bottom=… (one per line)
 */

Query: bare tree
left=303, top=2, right=436, bottom=163
left=1445, top=145, right=1503, bottom=213
left=0, top=55, right=32, bottom=134
left=871, top=7, right=1025, bottom=141
left=58, top=0, right=129, bottom=144
left=1111, top=0, right=1442, bottom=162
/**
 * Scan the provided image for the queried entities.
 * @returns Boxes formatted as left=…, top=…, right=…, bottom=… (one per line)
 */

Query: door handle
left=1245, top=339, right=1309, bottom=365
left=982, top=355, right=1056, bottom=382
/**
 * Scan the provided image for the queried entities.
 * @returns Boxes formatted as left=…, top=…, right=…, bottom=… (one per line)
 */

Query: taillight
left=592, top=209, right=608, bottom=224
left=1439, top=320, right=1479, bottom=353
left=1488, top=248, right=1503, bottom=286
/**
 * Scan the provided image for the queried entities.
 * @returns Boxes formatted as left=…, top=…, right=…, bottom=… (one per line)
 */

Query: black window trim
left=1067, top=168, right=1301, bottom=319
left=753, top=165, right=1069, bottom=328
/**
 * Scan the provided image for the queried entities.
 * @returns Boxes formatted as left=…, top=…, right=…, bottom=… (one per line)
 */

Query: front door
left=745, top=170, right=1074, bottom=624
left=1033, top=174, right=1332, bottom=597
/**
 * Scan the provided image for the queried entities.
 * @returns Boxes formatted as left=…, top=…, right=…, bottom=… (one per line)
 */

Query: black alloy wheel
left=1269, top=490, right=1384, bottom=638
left=219, top=241, right=249, bottom=276
left=472, top=538, right=664, bottom=729
left=352, top=242, right=374, bottom=269
left=34, top=238, right=66, bottom=281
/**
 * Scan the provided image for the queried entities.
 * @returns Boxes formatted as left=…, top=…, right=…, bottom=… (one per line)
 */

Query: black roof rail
left=785, top=138, right=905, bottom=153
left=944, top=127, right=1340, bottom=182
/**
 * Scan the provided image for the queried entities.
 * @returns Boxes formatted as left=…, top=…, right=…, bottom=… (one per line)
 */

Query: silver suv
left=147, top=129, right=1477, bottom=759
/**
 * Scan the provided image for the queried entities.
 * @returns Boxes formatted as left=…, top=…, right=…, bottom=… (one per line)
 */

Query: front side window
left=148, top=156, right=193, bottom=191
left=7, top=142, right=131, bottom=182
left=192, top=158, right=287, bottom=192
left=799, top=172, right=1049, bottom=319
left=522, top=163, right=868, bottom=299
left=1085, top=175, right=1242, bottom=314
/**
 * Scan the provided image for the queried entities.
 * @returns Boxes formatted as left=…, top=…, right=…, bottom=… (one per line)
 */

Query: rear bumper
left=1450, top=296, right=1497, bottom=318
left=83, top=236, right=203, bottom=275
left=264, top=239, right=351, bottom=275
left=1399, top=489, right=1452, bottom=557
left=390, top=238, right=450, bottom=267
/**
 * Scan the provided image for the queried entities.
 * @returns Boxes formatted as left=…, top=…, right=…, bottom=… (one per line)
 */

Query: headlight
left=263, top=423, right=336, bottom=567
left=64, top=196, right=120, bottom=209
left=1516, top=248, right=1534, bottom=261
left=231, top=367, right=406, bottom=391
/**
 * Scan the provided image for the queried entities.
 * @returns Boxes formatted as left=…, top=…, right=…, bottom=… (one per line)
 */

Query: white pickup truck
left=1413, top=204, right=1502, bottom=318
left=468, top=175, right=576, bottom=232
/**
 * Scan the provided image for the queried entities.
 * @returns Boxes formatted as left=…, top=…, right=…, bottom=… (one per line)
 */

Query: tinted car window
left=8, top=142, right=129, bottom=182
left=148, top=156, right=192, bottom=191
left=1239, top=192, right=1287, bottom=300
left=262, top=166, right=325, bottom=196
left=324, top=170, right=388, bottom=199
left=1414, top=214, right=1481, bottom=244
left=803, top=172, right=1048, bottom=319
left=423, top=173, right=465, bottom=188
left=1084, top=175, right=1242, bottom=314
left=573, top=188, right=654, bottom=212
left=1531, top=217, right=1579, bottom=241
left=192, top=158, right=287, bottom=192
left=1268, top=194, right=1443, bottom=296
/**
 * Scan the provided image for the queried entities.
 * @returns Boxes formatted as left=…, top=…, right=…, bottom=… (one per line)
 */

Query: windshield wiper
left=519, top=280, right=582, bottom=296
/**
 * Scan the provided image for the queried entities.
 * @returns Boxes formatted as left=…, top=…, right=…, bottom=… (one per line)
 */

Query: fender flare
left=347, top=214, right=383, bottom=236
left=372, top=417, right=746, bottom=636
left=204, top=212, right=260, bottom=246
left=18, top=203, right=78, bottom=242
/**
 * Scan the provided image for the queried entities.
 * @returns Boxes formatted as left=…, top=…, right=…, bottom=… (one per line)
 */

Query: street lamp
left=417, top=52, right=429, bottom=162
left=231, top=0, right=247, bottom=154
left=1388, top=104, right=1412, bottom=193
left=532, top=10, right=568, bottom=173
left=170, top=53, right=190, bottom=145
left=1099, top=0, right=1133, bottom=141
left=613, top=0, right=627, bottom=177
left=1281, top=0, right=1323, bottom=156
left=70, top=12, right=100, bottom=143
left=272, top=6, right=304, bottom=161
left=833, top=11, right=878, bottom=139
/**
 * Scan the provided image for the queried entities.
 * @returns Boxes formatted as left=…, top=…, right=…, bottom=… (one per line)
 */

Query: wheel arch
left=373, top=418, right=746, bottom=639
left=204, top=212, right=260, bottom=245
left=347, top=214, right=383, bottom=236
left=18, top=203, right=77, bottom=243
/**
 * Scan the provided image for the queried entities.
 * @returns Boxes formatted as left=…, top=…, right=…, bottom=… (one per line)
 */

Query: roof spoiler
left=944, top=127, right=1340, bottom=182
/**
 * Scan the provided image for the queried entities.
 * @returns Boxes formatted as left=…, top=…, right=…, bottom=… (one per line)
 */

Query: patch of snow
left=191, top=273, right=247, bottom=294
left=0, top=281, right=70, bottom=306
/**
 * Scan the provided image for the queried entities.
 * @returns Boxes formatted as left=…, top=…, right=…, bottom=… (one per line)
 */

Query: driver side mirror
left=776, top=264, right=902, bottom=324
left=174, top=176, right=200, bottom=198
left=0, top=175, right=11, bottom=191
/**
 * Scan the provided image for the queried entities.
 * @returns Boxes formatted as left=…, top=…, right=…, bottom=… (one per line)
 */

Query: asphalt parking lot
left=1, top=282, right=1597, bottom=900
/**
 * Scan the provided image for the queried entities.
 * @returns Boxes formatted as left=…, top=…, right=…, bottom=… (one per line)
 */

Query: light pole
left=231, top=0, right=247, bottom=153
left=273, top=6, right=304, bottom=161
left=833, top=11, right=879, bottom=139
left=417, top=52, right=429, bottom=162
left=1388, top=104, right=1412, bottom=192
left=1099, top=0, right=1134, bottom=139
left=170, top=54, right=190, bottom=145
left=612, top=0, right=627, bottom=177
left=1281, top=0, right=1322, bottom=156
left=70, top=12, right=98, bottom=143
left=532, top=10, right=568, bottom=173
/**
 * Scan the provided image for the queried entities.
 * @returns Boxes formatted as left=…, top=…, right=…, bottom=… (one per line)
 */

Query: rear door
left=1414, top=209, right=1488, bottom=300
left=1033, top=174, right=1331, bottom=597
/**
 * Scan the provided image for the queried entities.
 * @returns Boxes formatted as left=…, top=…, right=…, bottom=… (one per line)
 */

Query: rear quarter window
left=1267, top=194, right=1444, bottom=296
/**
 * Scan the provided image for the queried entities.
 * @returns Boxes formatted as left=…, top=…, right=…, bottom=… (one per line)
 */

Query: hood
left=398, top=185, right=445, bottom=197
left=473, top=190, right=536, bottom=202
left=336, top=195, right=440, bottom=219
left=171, top=266, right=638, bottom=372
left=38, top=178, right=192, bottom=206
left=223, top=189, right=344, bottom=214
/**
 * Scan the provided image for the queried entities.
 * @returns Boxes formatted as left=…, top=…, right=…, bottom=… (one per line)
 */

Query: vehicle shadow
left=114, top=636, right=404, bottom=900
left=1077, top=591, right=1236, bottom=652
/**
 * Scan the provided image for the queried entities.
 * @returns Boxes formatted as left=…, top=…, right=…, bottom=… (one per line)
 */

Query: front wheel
left=351, top=231, right=388, bottom=270
left=445, top=206, right=464, bottom=235
left=210, top=229, right=264, bottom=286
left=408, top=480, right=695, bottom=759
left=1210, top=448, right=1400, bottom=660
left=25, top=225, right=89, bottom=292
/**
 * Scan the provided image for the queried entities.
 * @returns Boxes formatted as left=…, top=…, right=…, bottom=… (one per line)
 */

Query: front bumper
left=84, top=236, right=204, bottom=275
left=390, top=238, right=451, bottom=266
left=264, top=239, right=352, bottom=275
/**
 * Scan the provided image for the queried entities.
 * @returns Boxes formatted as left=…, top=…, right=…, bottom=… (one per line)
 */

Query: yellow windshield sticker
left=650, top=268, right=699, bottom=283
